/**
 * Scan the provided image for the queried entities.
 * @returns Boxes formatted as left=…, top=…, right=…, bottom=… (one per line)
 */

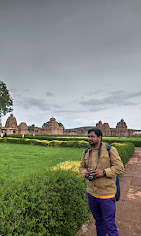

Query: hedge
left=111, top=142, right=135, bottom=166
left=4, top=135, right=141, bottom=147
left=103, top=137, right=141, bottom=147
left=0, top=137, right=89, bottom=148
left=6, top=134, right=88, bottom=142
left=0, top=170, right=90, bottom=236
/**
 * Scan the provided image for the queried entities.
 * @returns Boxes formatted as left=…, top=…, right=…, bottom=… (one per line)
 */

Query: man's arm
left=104, top=146, right=124, bottom=178
left=79, top=151, right=88, bottom=178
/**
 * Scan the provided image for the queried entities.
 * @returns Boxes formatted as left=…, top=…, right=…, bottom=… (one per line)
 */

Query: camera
left=87, top=169, right=96, bottom=181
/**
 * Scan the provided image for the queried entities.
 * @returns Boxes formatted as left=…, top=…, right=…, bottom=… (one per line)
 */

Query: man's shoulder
left=101, top=142, right=107, bottom=149
left=102, top=143, right=117, bottom=153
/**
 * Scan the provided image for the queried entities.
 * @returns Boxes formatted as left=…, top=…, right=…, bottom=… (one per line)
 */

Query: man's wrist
left=103, top=169, right=106, bottom=176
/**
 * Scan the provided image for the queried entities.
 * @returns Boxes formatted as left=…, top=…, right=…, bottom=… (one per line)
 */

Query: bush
left=0, top=137, right=88, bottom=148
left=111, top=142, right=135, bottom=166
left=4, top=135, right=141, bottom=147
left=0, top=170, right=90, bottom=236
left=103, top=137, right=141, bottom=147
left=51, top=161, right=81, bottom=175
left=6, top=134, right=88, bottom=142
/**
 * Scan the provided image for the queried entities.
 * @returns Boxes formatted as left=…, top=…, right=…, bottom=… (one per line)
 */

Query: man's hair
left=88, top=127, right=103, bottom=138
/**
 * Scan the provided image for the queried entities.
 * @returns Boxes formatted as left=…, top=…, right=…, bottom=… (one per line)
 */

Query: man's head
left=88, top=127, right=102, bottom=148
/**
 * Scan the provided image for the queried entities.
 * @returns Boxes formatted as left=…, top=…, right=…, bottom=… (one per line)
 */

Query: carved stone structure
left=96, top=119, right=133, bottom=137
left=115, top=119, right=133, bottom=137
left=40, top=117, right=63, bottom=135
left=5, top=114, right=17, bottom=129
left=18, top=122, right=28, bottom=135
left=102, top=123, right=111, bottom=136
left=2, top=114, right=18, bottom=134
left=1, top=114, right=134, bottom=137
left=1, top=114, right=28, bottom=135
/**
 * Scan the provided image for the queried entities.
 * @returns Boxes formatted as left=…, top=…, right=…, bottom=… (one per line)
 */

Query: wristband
left=103, top=169, right=106, bottom=176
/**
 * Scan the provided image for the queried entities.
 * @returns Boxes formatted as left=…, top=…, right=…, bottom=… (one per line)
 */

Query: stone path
left=77, top=147, right=141, bottom=236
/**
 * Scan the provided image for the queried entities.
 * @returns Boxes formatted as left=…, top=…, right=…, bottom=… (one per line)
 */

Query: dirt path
left=77, top=147, right=141, bottom=236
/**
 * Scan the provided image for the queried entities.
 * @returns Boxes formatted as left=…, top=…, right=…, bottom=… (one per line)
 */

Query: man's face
left=88, top=131, right=101, bottom=147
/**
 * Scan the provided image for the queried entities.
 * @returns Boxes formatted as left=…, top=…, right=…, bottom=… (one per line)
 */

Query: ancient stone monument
left=5, top=114, right=17, bottom=129
left=1, top=114, right=28, bottom=135
left=96, top=119, right=133, bottom=137
left=38, top=117, right=63, bottom=135
left=1, top=114, right=134, bottom=137
left=18, top=122, right=28, bottom=135
left=2, top=114, right=18, bottom=134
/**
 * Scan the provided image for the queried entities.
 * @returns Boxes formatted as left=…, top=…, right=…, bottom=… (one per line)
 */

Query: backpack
left=106, top=145, right=120, bottom=201
left=84, top=145, right=120, bottom=201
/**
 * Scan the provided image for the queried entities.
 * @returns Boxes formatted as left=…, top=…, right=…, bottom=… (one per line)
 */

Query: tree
left=0, top=81, right=13, bottom=127
left=58, top=122, right=65, bottom=130
left=28, top=124, right=36, bottom=131
left=42, top=122, right=48, bottom=128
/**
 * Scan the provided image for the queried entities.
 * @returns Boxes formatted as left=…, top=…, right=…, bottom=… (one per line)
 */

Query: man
left=79, top=128, right=124, bottom=236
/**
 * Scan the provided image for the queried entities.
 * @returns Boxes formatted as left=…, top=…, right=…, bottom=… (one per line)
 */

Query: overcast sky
left=0, top=0, right=141, bottom=130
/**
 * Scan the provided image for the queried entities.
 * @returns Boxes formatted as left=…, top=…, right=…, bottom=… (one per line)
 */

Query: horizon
left=1, top=113, right=139, bottom=131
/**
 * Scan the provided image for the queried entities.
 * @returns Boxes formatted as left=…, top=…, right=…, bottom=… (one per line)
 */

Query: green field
left=0, top=143, right=84, bottom=182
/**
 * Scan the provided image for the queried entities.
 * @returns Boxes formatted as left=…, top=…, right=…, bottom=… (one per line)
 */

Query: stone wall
left=64, top=128, right=88, bottom=136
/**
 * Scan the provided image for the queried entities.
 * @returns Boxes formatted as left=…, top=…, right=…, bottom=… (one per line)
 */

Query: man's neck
left=91, top=142, right=102, bottom=149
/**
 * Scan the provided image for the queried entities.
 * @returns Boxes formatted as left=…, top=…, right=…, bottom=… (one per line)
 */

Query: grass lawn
left=0, top=143, right=84, bottom=182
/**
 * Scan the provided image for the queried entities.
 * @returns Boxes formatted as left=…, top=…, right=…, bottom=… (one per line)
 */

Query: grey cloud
left=55, top=109, right=87, bottom=114
left=11, top=88, right=31, bottom=97
left=15, top=98, right=51, bottom=111
left=54, top=104, right=61, bottom=109
left=86, top=90, right=103, bottom=97
left=15, top=97, right=61, bottom=111
left=80, top=91, right=141, bottom=110
left=46, top=92, right=54, bottom=97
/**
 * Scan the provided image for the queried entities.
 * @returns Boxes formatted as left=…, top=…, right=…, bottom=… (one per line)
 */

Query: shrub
left=111, top=142, right=135, bottom=166
left=51, top=161, right=81, bottom=175
left=0, top=170, right=90, bottom=236
left=103, top=137, right=141, bottom=147
left=4, top=135, right=141, bottom=147
left=0, top=137, right=88, bottom=148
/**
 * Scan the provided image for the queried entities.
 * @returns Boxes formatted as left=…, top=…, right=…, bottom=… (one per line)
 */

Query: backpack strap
left=84, top=148, right=91, bottom=169
left=106, top=145, right=111, bottom=156
left=84, top=148, right=89, bottom=154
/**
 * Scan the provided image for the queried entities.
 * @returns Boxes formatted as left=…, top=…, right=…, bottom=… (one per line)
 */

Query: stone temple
left=35, top=117, right=63, bottom=135
left=1, top=114, right=29, bottom=135
left=1, top=114, right=134, bottom=137
left=96, top=119, right=133, bottom=137
left=1, top=114, right=63, bottom=135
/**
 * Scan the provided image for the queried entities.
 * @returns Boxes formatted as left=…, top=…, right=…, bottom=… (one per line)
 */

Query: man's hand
left=85, top=168, right=91, bottom=178
left=91, top=169, right=105, bottom=178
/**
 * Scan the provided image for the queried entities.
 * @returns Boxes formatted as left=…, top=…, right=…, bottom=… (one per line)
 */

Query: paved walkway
left=77, top=147, right=141, bottom=236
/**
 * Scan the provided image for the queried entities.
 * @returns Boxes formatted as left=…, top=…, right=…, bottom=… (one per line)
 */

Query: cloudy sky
left=0, top=0, right=141, bottom=130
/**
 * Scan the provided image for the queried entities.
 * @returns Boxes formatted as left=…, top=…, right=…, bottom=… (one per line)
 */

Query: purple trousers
left=87, top=192, right=119, bottom=236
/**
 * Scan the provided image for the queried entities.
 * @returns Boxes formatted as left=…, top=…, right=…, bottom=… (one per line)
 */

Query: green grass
left=0, top=143, right=84, bottom=182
